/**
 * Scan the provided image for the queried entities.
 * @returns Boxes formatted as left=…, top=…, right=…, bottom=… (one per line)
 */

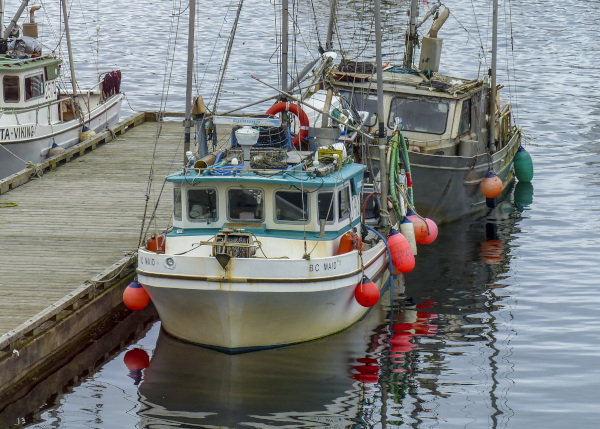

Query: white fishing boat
left=0, top=0, right=122, bottom=180
left=131, top=0, right=418, bottom=353
left=301, top=0, right=528, bottom=224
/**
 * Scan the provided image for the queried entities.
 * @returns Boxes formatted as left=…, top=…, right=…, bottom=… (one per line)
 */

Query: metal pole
left=281, top=0, right=288, bottom=95
left=184, top=0, right=195, bottom=164
left=489, top=0, right=498, bottom=152
left=325, top=0, right=337, bottom=51
left=4, top=0, right=28, bottom=39
left=374, top=0, right=388, bottom=226
left=403, top=0, right=419, bottom=69
left=0, top=1, right=4, bottom=39
left=61, top=0, right=78, bottom=108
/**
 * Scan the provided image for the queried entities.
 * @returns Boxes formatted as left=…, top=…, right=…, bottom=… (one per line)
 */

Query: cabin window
left=3, top=76, right=19, bottom=102
left=275, top=190, right=309, bottom=223
left=173, top=185, right=182, bottom=221
left=228, top=188, right=264, bottom=221
left=318, top=191, right=335, bottom=223
left=25, top=74, right=44, bottom=101
left=388, top=96, right=449, bottom=134
left=458, top=99, right=472, bottom=135
left=338, top=186, right=351, bottom=220
left=188, top=188, right=217, bottom=223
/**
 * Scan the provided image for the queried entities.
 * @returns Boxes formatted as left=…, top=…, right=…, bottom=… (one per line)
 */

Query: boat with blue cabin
left=131, top=0, right=422, bottom=353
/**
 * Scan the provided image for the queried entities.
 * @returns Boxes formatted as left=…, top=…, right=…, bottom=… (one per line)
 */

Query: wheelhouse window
left=188, top=188, right=217, bottom=223
left=338, top=186, right=351, bottom=220
left=275, top=190, right=309, bottom=223
left=318, top=191, right=335, bottom=223
left=173, top=185, right=182, bottom=221
left=388, top=96, right=449, bottom=134
left=228, top=188, right=264, bottom=221
left=458, top=99, right=472, bottom=135
left=25, top=74, right=44, bottom=101
left=3, top=76, right=19, bottom=102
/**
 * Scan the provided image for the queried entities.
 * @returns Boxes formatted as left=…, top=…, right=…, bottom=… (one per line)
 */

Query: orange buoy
left=406, top=212, right=428, bottom=243
left=354, top=276, right=380, bottom=307
left=419, top=218, right=438, bottom=244
left=123, top=280, right=150, bottom=311
left=388, top=229, right=415, bottom=273
left=147, top=233, right=166, bottom=253
left=337, top=231, right=365, bottom=255
left=480, top=170, right=503, bottom=198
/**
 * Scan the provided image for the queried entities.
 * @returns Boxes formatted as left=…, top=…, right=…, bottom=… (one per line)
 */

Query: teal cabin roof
left=166, top=161, right=366, bottom=188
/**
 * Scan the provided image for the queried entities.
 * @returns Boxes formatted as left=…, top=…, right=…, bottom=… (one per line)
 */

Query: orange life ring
left=265, top=101, right=309, bottom=148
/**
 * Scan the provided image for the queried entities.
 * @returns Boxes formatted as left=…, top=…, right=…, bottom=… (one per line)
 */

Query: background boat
left=0, top=0, right=122, bottom=180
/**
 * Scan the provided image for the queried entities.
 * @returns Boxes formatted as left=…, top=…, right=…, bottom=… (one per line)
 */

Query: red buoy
left=480, top=171, right=503, bottom=198
left=354, top=276, right=380, bottom=307
left=123, top=280, right=150, bottom=311
left=388, top=229, right=415, bottom=273
left=419, top=218, right=438, bottom=244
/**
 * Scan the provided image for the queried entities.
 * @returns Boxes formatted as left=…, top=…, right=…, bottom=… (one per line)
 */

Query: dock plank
left=0, top=120, right=185, bottom=334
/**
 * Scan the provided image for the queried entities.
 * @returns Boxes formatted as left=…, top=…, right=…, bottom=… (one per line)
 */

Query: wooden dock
left=0, top=112, right=184, bottom=395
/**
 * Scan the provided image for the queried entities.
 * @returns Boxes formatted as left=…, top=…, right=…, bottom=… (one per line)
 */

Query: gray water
left=2, top=0, right=600, bottom=427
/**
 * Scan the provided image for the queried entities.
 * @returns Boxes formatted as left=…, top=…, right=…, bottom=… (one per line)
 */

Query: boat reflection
left=136, top=294, right=393, bottom=428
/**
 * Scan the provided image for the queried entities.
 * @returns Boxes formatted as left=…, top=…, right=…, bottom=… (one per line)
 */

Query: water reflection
left=136, top=303, right=391, bottom=428
left=134, top=200, right=522, bottom=428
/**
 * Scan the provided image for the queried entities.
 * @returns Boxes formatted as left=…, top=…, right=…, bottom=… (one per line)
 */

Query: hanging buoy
left=400, top=218, right=417, bottom=255
left=514, top=146, right=534, bottom=183
left=46, top=142, right=65, bottom=158
left=406, top=212, right=427, bottom=244
left=388, top=229, right=415, bottom=273
left=337, top=231, right=364, bottom=255
left=480, top=170, right=503, bottom=199
left=79, top=125, right=97, bottom=142
left=123, top=280, right=150, bottom=311
left=147, top=233, right=166, bottom=253
left=354, top=276, right=380, bottom=307
left=419, top=218, right=438, bottom=244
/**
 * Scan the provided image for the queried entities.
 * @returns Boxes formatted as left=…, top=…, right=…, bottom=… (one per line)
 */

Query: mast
left=488, top=0, right=498, bottom=152
left=325, top=0, right=337, bottom=51
left=0, top=1, right=4, bottom=39
left=374, top=0, right=388, bottom=226
left=61, top=0, right=78, bottom=111
left=184, top=0, right=195, bottom=164
left=403, top=0, right=419, bottom=69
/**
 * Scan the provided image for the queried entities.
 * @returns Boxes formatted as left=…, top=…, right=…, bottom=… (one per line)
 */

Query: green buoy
left=514, top=146, right=534, bottom=183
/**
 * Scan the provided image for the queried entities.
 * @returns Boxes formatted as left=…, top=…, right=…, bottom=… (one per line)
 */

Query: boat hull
left=0, top=93, right=122, bottom=180
left=137, top=243, right=389, bottom=352
left=408, top=133, right=520, bottom=224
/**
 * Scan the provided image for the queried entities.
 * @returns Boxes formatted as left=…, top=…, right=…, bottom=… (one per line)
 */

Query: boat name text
left=309, top=259, right=342, bottom=272
left=0, top=125, right=36, bottom=141
left=140, top=256, right=156, bottom=266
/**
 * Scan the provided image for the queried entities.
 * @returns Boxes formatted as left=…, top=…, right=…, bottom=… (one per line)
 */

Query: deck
left=0, top=112, right=194, bottom=396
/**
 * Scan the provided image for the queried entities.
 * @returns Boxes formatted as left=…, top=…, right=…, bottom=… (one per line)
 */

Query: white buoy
left=400, top=217, right=417, bottom=256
